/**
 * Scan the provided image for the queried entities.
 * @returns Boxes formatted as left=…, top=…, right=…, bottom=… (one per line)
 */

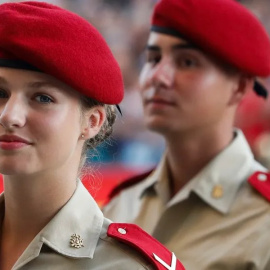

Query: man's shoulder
left=105, top=169, right=155, bottom=204
left=99, top=221, right=185, bottom=270
left=247, top=171, right=270, bottom=202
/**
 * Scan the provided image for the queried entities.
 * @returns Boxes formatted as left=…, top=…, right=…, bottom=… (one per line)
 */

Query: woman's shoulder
left=96, top=218, right=185, bottom=270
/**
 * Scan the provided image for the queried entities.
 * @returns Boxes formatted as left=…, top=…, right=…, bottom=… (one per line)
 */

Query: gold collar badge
left=70, top=233, right=84, bottom=249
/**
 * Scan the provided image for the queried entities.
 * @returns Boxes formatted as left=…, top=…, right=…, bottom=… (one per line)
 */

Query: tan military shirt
left=0, top=181, right=157, bottom=270
left=104, top=130, right=270, bottom=270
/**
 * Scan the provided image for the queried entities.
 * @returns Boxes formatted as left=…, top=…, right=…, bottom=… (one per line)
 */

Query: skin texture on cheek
left=39, top=106, right=82, bottom=171
left=1, top=108, right=81, bottom=176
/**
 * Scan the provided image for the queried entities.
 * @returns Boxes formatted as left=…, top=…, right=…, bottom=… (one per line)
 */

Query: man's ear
left=228, top=75, right=254, bottom=106
left=81, top=106, right=106, bottom=140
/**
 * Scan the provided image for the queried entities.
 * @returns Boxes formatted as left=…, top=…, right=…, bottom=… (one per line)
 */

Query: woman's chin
left=0, top=166, right=29, bottom=176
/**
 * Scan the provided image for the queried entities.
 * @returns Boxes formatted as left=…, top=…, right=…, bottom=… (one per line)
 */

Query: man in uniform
left=103, top=0, right=270, bottom=269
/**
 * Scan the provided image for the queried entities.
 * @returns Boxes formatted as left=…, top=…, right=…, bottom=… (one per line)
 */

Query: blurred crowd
left=2, top=0, right=270, bottom=171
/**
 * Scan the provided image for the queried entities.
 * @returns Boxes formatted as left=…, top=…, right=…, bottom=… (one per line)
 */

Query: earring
left=81, top=134, right=85, bottom=139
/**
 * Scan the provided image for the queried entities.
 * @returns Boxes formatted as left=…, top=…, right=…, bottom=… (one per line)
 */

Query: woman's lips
left=0, top=141, right=30, bottom=150
left=0, top=134, right=32, bottom=150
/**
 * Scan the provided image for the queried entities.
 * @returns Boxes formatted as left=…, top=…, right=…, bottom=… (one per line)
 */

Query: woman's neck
left=2, top=170, right=77, bottom=241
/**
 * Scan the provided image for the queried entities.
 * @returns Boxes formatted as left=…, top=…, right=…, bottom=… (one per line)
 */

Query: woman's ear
left=81, top=106, right=106, bottom=140
left=228, top=74, right=254, bottom=106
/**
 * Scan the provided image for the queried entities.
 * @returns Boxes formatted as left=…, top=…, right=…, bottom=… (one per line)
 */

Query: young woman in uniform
left=0, top=2, right=185, bottom=270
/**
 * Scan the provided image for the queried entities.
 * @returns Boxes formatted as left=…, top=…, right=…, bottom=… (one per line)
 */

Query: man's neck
left=165, top=126, right=234, bottom=196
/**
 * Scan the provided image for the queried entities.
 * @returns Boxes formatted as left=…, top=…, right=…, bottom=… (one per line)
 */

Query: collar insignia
left=70, top=233, right=84, bottom=249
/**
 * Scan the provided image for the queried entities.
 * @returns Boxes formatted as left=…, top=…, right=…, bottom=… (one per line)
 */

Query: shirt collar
left=40, top=180, right=104, bottom=258
left=190, top=129, right=256, bottom=214
left=139, top=155, right=168, bottom=200
left=140, top=129, right=261, bottom=214
left=0, top=180, right=104, bottom=269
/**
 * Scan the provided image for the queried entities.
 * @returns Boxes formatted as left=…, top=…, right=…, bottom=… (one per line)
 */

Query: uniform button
left=118, top=228, right=127, bottom=235
left=212, top=185, right=223, bottom=199
left=258, top=173, right=267, bottom=182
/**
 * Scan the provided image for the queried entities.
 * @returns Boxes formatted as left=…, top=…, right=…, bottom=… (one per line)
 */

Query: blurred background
left=1, top=0, right=270, bottom=204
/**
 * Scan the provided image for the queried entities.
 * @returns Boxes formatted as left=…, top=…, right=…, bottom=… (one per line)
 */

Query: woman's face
left=0, top=67, right=87, bottom=176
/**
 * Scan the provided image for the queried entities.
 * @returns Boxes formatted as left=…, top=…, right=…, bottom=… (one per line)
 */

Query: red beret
left=151, top=0, right=270, bottom=78
left=0, top=1, right=124, bottom=104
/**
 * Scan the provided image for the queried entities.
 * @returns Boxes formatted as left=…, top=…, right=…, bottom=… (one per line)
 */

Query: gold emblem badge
left=212, top=185, right=223, bottom=199
left=70, top=234, right=84, bottom=249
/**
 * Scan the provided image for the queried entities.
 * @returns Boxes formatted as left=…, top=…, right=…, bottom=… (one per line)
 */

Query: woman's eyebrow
left=27, top=81, right=58, bottom=90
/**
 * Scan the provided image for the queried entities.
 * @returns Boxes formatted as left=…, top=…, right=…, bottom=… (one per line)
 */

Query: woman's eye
left=35, top=94, right=53, bottom=103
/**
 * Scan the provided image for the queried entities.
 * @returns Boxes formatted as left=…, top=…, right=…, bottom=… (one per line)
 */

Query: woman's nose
left=0, top=96, right=26, bottom=130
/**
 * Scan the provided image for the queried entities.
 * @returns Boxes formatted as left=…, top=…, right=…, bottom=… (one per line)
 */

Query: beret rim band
left=0, top=58, right=123, bottom=114
left=0, top=58, right=40, bottom=72
left=151, top=25, right=185, bottom=40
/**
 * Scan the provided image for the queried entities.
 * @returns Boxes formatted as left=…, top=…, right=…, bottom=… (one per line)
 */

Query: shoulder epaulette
left=108, top=223, right=185, bottom=270
left=248, top=171, right=270, bottom=202
left=108, top=169, right=154, bottom=201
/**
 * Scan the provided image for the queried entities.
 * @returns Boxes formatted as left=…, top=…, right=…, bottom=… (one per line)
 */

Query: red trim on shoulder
left=108, top=223, right=185, bottom=270
left=106, top=169, right=154, bottom=201
left=248, top=171, right=270, bottom=202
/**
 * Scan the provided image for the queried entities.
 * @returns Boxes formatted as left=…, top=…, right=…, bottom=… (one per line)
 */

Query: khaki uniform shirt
left=0, top=181, right=156, bottom=270
left=104, top=130, right=270, bottom=270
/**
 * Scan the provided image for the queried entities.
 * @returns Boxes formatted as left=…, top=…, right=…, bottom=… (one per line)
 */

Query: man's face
left=139, top=32, right=241, bottom=136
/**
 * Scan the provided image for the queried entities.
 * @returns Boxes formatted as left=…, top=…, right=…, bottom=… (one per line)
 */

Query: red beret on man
left=0, top=1, right=124, bottom=104
left=151, top=0, right=270, bottom=98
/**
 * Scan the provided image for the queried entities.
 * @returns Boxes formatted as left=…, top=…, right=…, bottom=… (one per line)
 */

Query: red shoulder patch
left=108, top=223, right=185, bottom=270
left=106, top=169, right=154, bottom=202
left=248, top=171, right=270, bottom=202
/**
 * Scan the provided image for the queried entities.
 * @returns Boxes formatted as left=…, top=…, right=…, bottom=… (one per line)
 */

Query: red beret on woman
left=0, top=1, right=124, bottom=104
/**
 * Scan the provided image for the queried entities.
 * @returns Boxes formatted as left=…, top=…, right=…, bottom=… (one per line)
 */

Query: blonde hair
left=79, top=95, right=117, bottom=167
